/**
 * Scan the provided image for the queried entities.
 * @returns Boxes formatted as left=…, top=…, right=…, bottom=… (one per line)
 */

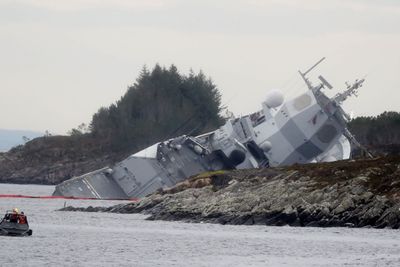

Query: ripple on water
left=1, top=183, right=400, bottom=267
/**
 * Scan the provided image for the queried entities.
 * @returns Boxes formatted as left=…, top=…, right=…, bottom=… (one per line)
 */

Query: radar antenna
left=298, top=57, right=326, bottom=90
left=318, top=75, right=333, bottom=89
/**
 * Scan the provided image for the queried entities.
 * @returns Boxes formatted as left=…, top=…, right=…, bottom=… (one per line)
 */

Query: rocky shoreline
left=0, top=135, right=122, bottom=185
left=61, top=156, right=400, bottom=228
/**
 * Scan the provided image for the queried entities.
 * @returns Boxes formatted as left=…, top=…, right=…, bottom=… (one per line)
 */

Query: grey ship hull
left=52, top=168, right=128, bottom=199
left=53, top=136, right=254, bottom=199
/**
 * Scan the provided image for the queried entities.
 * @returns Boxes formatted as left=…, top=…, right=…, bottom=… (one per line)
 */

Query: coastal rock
left=60, top=156, right=400, bottom=228
left=0, top=136, right=122, bottom=184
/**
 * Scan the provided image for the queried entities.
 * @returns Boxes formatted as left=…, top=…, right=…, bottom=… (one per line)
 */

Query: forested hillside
left=88, top=64, right=224, bottom=153
left=348, top=111, right=400, bottom=145
left=348, top=111, right=400, bottom=155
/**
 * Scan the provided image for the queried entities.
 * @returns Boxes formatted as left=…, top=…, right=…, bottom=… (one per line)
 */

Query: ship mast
left=299, top=58, right=373, bottom=158
left=298, top=57, right=326, bottom=90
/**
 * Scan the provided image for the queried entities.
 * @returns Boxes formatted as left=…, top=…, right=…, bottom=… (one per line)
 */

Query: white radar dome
left=264, top=90, right=284, bottom=108
left=261, top=141, right=272, bottom=152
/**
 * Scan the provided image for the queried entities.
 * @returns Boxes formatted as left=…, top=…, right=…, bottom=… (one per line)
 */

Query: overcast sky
left=0, top=0, right=399, bottom=134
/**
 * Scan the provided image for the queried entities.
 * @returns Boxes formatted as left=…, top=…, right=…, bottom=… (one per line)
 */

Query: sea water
left=1, top=183, right=400, bottom=267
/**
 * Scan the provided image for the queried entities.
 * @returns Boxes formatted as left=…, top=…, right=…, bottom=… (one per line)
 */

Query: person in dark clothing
left=2, top=213, right=10, bottom=222
left=10, top=208, right=19, bottom=223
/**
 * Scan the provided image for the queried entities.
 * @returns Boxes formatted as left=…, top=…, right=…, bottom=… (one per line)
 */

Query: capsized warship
left=53, top=58, right=369, bottom=199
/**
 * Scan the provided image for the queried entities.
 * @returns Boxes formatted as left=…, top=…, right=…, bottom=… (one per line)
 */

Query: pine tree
left=90, top=64, right=225, bottom=153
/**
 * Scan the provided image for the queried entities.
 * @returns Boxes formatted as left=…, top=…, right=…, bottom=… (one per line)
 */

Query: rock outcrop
left=0, top=135, right=121, bottom=184
left=61, top=156, right=400, bottom=228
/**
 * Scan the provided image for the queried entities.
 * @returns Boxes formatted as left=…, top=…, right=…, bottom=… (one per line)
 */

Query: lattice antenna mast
left=333, top=78, right=365, bottom=104
left=298, top=57, right=326, bottom=90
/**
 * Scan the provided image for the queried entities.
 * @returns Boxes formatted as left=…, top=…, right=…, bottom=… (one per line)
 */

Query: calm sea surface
left=1, top=183, right=400, bottom=266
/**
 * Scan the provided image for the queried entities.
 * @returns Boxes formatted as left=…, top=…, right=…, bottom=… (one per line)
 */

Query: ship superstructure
left=53, top=59, right=366, bottom=199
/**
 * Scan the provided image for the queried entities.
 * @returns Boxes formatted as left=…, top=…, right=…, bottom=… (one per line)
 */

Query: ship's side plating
left=54, top=133, right=256, bottom=198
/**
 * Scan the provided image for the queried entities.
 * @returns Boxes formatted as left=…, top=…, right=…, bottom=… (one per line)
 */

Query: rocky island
left=61, top=155, right=400, bottom=229
left=2, top=65, right=399, bottom=229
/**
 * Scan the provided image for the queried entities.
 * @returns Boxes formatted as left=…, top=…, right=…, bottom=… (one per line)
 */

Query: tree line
left=79, top=64, right=225, bottom=153
left=348, top=111, right=400, bottom=146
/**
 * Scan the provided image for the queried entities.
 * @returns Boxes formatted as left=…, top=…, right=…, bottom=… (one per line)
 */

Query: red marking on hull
left=0, top=194, right=138, bottom=201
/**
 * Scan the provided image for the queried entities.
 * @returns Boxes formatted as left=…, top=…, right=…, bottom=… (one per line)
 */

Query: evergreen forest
left=87, top=64, right=225, bottom=153
left=348, top=111, right=400, bottom=146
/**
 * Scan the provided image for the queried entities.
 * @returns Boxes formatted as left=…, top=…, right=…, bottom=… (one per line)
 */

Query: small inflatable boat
left=0, top=211, right=32, bottom=236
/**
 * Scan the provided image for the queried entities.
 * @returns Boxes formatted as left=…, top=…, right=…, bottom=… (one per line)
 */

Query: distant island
left=0, top=129, right=42, bottom=152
